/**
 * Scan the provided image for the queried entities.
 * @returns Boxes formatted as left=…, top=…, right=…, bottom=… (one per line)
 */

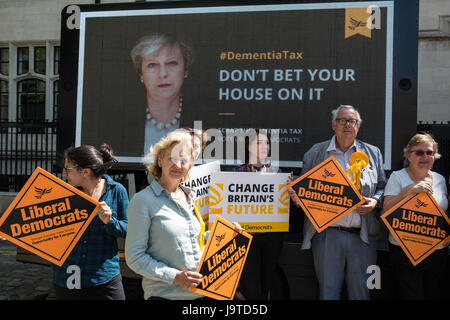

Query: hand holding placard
left=356, top=197, right=378, bottom=216
left=0, top=167, right=99, bottom=266
left=190, top=216, right=252, bottom=300
left=287, top=156, right=364, bottom=233
left=174, top=270, right=203, bottom=289
left=381, top=192, right=450, bottom=266
left=97, top=201, right=112, bottom=224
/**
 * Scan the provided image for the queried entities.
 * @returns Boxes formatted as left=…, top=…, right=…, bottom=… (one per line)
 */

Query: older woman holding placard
left=125, top=130, right=241, bottom=300
left=383, top=133, right=448, bottom=299
left=125, top=130, right=205, bottom=300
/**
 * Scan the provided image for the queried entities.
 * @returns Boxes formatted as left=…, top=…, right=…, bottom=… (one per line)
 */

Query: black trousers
left=239, top=233, right=285, bottom=300
left=54, top=273, right=126, bottom=300
left=389, top=243, right=447, bottom=300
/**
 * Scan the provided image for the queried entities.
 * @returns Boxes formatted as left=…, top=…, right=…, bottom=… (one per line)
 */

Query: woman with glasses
left=53, top=144, right=128, bottom=300
left=125, top=130, right=242, bottom=300
left=383, top=133, right=448, bottom=299
left=125, top=130, right=204, bottom=300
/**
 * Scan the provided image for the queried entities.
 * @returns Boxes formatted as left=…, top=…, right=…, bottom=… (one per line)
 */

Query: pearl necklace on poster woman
left=146, top=96, right=182, bottom=130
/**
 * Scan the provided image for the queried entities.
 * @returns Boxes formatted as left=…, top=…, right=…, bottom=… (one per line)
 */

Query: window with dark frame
left=34, top=47, right=46, bottom=75
left=0, top=80, right=8, bottom=122
left=53, top=80, right=59, bottom=121
left=17, top=47, right=29, bottom=75
left=54, top=46, right=60, bottom=75
left=2, top=44, right=59, bottom=125
left=0, top=48, right=9, bottom=75
left=17, top=79, right=45, bottom=122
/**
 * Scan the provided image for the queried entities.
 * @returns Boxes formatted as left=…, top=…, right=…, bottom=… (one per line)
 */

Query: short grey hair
left=402, top=133, right=441, bottom=167
left=331, top=105, right=362, bottom=125
left=130, top=33, right=195, bottom=75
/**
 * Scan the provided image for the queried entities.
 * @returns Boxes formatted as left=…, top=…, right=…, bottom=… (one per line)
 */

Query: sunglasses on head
left=411, top=150, right=434, bottom=156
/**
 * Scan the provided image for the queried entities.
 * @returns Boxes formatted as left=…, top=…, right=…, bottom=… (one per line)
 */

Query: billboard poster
left=69, top=1, right=395, bottom=169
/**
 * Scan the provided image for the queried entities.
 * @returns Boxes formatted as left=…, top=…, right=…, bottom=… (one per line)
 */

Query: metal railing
left=0, top=121, right=57, bottom=192
left=1, top=121, right=448, bottom=193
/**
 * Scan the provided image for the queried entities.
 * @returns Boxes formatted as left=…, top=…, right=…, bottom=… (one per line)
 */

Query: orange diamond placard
left=190, top=216, right=252, bottom=300
left=0, top=167, right=99, bottom=266
left=288, top=156, right=365, bottom=233
left=381, top=192, right=450, bottom=266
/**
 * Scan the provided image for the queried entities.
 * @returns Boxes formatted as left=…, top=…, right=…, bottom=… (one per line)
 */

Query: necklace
left=146, top=96, right=182, bottom=130
left=406, top=167, right=432, bottom=183
left=86, top=179, right=105, bottom=200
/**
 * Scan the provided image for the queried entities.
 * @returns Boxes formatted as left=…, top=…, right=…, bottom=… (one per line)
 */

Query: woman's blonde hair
left=403, top=133, right=441, bottom=167
left=130, top=33, right=195, bottom=75
left=145, top=130, right=194, bottom=181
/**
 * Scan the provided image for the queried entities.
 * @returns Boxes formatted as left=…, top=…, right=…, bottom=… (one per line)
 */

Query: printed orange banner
left=190, top=216, right=252, bottom=300
left=0, top=167, right=99, bottom=266
left=288, top=156, right=365, bottom=233
left=381, top=192, right=450, bottom=266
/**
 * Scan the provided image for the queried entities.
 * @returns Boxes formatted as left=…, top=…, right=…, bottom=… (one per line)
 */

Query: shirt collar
left=102, top=174, right=115, bottom=190
left=148, top=173, right=194, bottom=199
left=327, top=135, right=357, bottom=153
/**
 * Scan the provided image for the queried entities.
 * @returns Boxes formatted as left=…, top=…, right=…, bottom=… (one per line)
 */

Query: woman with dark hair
left=53, top=144, right=128, bottom=300
left=232, top=130, right=288, bottom=300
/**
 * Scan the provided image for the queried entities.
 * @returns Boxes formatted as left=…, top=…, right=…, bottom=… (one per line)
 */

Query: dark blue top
left=52, top=174, right=128, bottom=288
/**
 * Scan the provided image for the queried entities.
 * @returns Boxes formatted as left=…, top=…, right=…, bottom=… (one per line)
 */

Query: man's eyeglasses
left=335, top=118, right=359, bottom=127
left=411, top=150, right=434, bottom=157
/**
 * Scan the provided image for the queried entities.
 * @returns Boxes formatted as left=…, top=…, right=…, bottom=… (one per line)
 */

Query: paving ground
left=0, top=240, right=55, bottom=300
left=0, top=239, right=145, bottom=300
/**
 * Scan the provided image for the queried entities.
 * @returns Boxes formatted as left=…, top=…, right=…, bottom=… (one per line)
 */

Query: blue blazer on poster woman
left=300, top=138, right=387, bottom=249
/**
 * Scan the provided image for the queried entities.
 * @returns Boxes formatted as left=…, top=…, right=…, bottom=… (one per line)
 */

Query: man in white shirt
left=299, top=105, right=386, bottom=300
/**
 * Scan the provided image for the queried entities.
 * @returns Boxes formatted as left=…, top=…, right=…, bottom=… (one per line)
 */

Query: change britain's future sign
left=58, top=0, right=418, bottom=171
left=208, top=172, right=291, bottom=232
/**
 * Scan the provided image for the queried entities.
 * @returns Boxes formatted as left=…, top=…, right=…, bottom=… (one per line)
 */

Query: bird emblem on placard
left=348, top=17, right=367, bottom=30
left=34, top=187, right=52, bottom=199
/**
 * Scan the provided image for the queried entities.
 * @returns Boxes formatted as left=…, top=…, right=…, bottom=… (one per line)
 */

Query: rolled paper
left=345, top=152, right=369, bottom=191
